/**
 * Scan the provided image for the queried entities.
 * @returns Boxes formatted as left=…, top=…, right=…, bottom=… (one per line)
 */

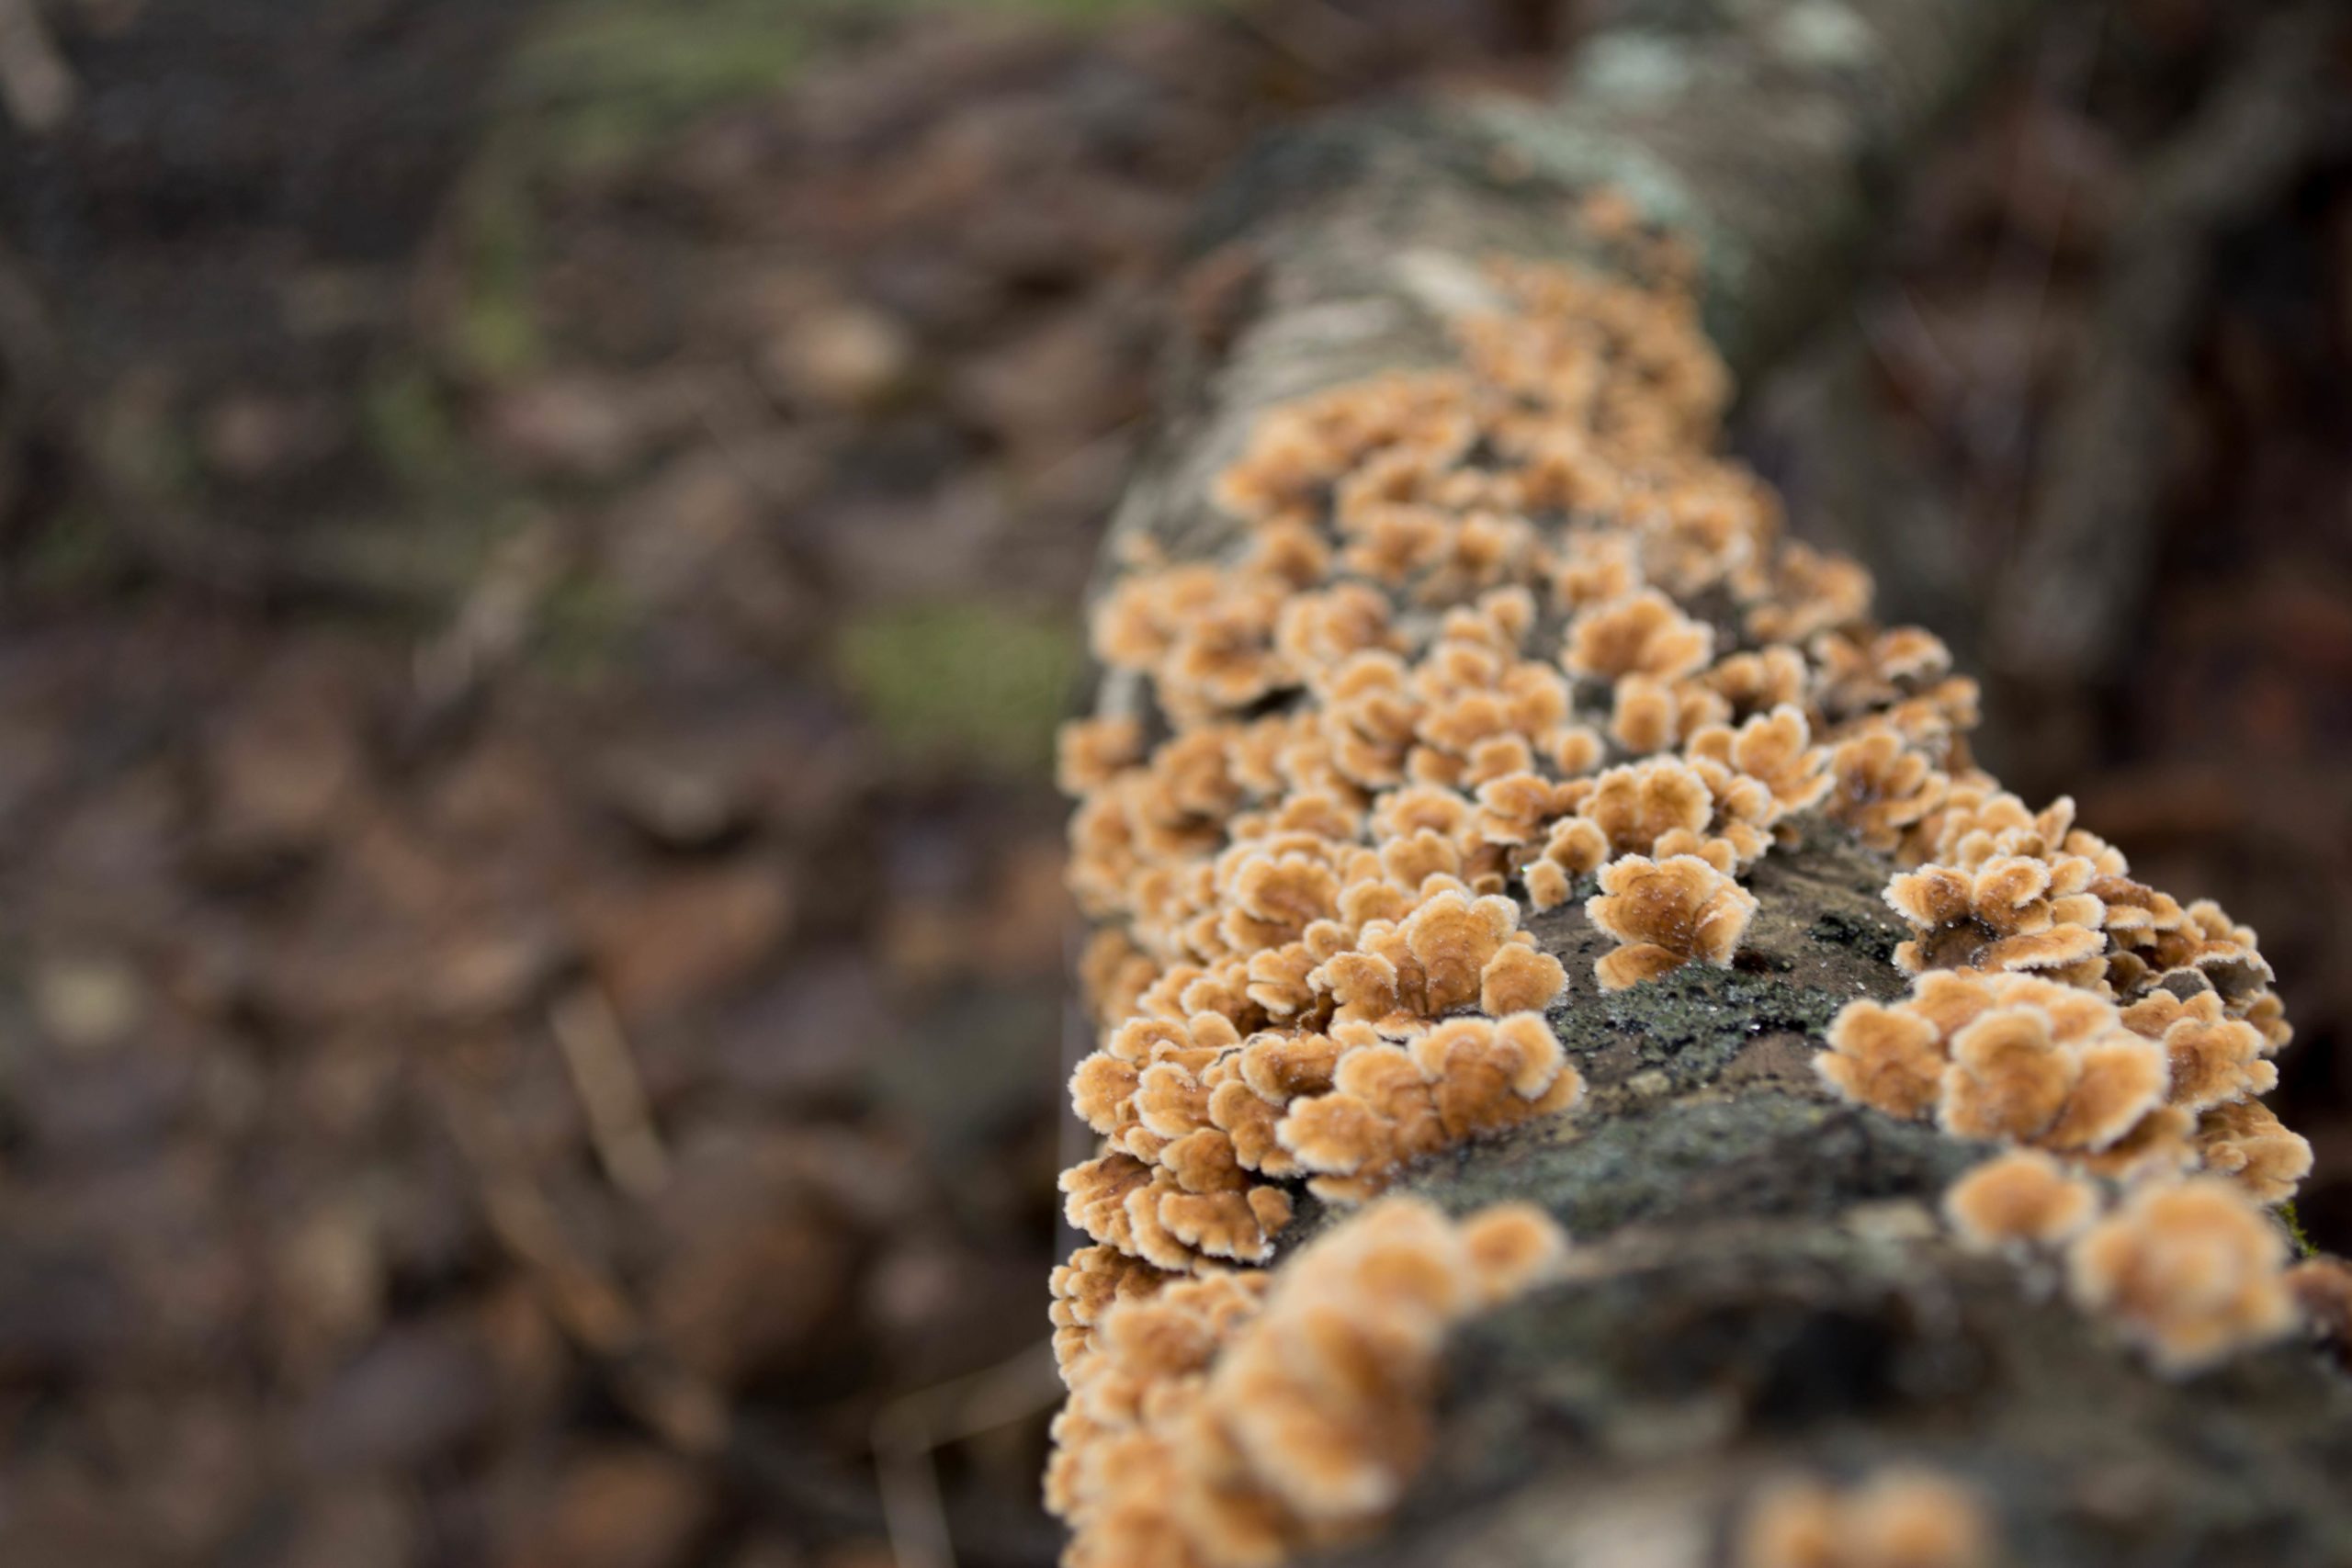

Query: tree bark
left=1076, top=2, right=2352, bottom=1563
left=1096, top=0, right=2041, bottom=614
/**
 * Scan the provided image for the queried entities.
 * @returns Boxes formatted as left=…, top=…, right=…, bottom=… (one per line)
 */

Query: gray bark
left=1099, top=0, right=2041, bottom=600
left=1078, top=0, right=2352, bottom=1562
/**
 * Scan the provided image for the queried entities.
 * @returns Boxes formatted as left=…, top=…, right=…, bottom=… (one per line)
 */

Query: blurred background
left=0, top=2, right=2343, bottom=1565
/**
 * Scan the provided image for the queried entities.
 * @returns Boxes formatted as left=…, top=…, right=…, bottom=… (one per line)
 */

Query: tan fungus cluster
left=1046, top=1198, right=1566, bottom=1568
left=1054, top=221, right=2326, bottom=1563
left=1883, top=853, right=2107, bottom=982
left=1059, top=884, right=1584, bottom=1267
left=1942, top=1149, right=2099, bottom=1253
left=1816, top=973, right=2177, bottom=1168
left=1585, top=852, right=1758, bottom=989
left=1054, top=236, right=1943, bottom=1565
left=1736, top=1467, right=1994, bottom=1568
left=2066, top=1177, right=2297, bottom=1371
left=1825, top=970, right=2311, bottom=1371
left=2192, top=1097, right=2312, bottom=1206
left=1815, top=777, right=2310, bottom=1373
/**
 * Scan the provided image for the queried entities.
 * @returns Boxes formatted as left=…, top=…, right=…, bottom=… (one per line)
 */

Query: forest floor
left=0, top=3, right=2345, bottom=1567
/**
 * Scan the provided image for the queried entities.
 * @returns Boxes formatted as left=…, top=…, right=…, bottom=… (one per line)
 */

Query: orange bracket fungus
left=1942, top=1148, right=2099, bottom=1253
left=1050, top=203, right=2331, bottom=1565
left=1586, top=852, right=1759, bottom=989
left=1736, top=1468, right=1996, bottom=1568
left=2065, top=1178, right=2298, bottom=1373
left=1046, top=1199, right=1565, bottom=1568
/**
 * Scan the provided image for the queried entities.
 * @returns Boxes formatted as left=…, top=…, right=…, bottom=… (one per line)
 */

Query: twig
left=434, top=1073, right=728, bottom=1456
left=409, top=512, right=568, bottom=730
left=872, top=1339, right=1064, bottom=1568
left=550, top=983, right=672, bottom=1200
left=1855, top=288, right=1964, bottom=401
left=695, top=367, right=815, bottom=510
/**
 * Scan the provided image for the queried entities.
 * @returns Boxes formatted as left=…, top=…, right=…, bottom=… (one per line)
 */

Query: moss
left=1807, top=907, right=1896, bottom=964
left=1518, top=834, right=1905, bottom=1100
left=444, top=151, right=545, bottom=382
left=834, top=600, right=1082, bottom=775
left=2279, top=1201, right=2316, bottom=1259
left=1555, top=963, right=1852, bottom=1089
left=363, top=363, right=469, bottom=491
left=1442, top=1227, right=1996, bottom=1465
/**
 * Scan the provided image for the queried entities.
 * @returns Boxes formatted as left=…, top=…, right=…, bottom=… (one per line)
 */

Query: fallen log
left=1046, top=5, right=2352, bottom=1565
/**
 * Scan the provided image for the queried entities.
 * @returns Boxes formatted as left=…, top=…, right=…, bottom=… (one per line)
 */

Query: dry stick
left=1857, top=288, right=1965, bottom=406
left=0, top=242, right=57, bottom=541
left=549, top=983, right=672, bottom=1199
left=439, top=1061, right=926, bottom=1547
left=408, top=514, right=569, bottom=736
left=1987, top=1, right=2346, bottom=684
left=696, top=366, right=816, bottom=509
left=873, top=1339, right=1064, bottom=1568
left=434, top=1075, right=728, bottom=1456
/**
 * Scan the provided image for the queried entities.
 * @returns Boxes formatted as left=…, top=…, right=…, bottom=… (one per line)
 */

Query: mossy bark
left=1081, top=1, right=2352, bottom=1562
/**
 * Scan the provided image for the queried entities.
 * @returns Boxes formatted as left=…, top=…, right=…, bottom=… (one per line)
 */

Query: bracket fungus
left=1811, top=767, right=2308, bottom=1371
left=1736, top=1468, right=1996, bottom=1568
left=1046, top=1199, right=1565, bottom=1568
left=1883, top=853, right=2108, bottom=981
left=1050, top=209, right=2331, bottom=1564
left=1942, top=1148, right=2099, bottom=1253
left=2066, top=1178, right=2298, bottom=1373
left=1586, top=852, right=1759, bottom=989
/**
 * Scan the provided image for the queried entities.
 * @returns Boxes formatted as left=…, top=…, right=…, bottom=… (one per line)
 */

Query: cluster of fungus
left=1736, top=1467, right=1995, bottom=1568
left=1813, top=789, right=2319, bottom=1366
left=1047, top=1198, right=1564, bottom=1568
left=1049, top=202, right=2343, bottom=1565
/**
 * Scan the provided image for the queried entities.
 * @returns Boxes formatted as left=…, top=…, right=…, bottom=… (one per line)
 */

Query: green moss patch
left=834, top=601, right=1082, bottom=775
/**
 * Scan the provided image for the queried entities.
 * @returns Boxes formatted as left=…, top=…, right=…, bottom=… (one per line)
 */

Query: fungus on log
left=1047, top=2, right=2352, bottom=1564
